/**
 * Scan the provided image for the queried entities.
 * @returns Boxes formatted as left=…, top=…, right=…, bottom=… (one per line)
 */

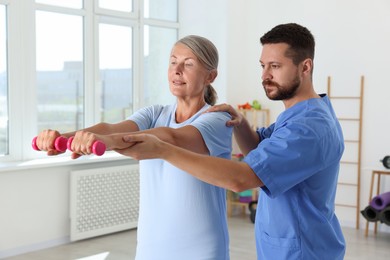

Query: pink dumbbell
left=32, top=136, right=68, bottom=152
left=67, top=136, right=106, bottom=156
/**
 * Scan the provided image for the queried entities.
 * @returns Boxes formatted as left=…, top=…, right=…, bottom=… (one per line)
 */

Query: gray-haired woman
left=35, top=35, right=233, bottom=260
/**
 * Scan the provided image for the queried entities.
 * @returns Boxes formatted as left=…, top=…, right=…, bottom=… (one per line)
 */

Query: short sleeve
left=191, top=111, right=233, bottom=159
left=243, top=121, right=324, bottom=198
left=127, top=105, right=166, bottom=130
left=258, top=123, right=275, bottom=140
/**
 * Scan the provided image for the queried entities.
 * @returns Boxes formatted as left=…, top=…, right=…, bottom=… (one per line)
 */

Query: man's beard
left=262, top=76, right=300, bottom=100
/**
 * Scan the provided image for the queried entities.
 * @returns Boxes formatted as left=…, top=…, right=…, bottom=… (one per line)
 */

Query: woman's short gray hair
left=175, top=35, right=219, bottom=105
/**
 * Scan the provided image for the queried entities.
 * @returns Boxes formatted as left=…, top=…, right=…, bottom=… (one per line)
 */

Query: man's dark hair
left=260, top=23, right=315, bottom=66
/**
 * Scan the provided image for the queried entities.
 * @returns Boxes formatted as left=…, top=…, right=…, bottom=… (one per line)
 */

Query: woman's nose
left=174, top=63, right=184, bottom=74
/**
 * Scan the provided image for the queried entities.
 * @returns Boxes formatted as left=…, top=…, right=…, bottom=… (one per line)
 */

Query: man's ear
left=302, top=59, right=313, bottom=75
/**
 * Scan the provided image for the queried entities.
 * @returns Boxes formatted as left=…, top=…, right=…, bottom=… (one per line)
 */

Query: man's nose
left=261, top=67, right=272, bottom=81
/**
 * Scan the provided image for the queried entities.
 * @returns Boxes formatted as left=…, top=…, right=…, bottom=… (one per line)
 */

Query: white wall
left=181, top=0, right=390, bottom=231
left=179, top=0, right=228, bottom=103
left=0, top=157, right=137, bottom=258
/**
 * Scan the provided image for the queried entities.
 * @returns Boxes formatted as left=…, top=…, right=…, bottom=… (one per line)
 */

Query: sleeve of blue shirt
left=244, top=115, right=343, bottom=198
left=190, top=111, right=233, bottom=159
left=127, top=104, right=165, bottom=130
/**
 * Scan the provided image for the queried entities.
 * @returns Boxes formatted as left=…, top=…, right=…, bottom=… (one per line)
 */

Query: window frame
left=0, top=0, right=179, bottom=163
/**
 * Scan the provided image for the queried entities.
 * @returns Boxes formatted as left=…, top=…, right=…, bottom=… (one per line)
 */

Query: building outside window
left=0, top=0, right=178, bottom=160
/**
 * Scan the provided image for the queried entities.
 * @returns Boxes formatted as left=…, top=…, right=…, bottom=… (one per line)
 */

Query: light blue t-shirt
left=243, top=95, right=346, bottom=260
left=128, top=103, right=232, bottom=260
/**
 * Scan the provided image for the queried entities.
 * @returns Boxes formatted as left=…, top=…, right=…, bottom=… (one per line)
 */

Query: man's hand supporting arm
left=205, top=104, right=260, bottom=155
left=119, top=133, right=263, bottom=192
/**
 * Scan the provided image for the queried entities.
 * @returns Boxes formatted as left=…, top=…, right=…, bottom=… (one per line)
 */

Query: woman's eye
left=185, top=63, right=193, bottom=67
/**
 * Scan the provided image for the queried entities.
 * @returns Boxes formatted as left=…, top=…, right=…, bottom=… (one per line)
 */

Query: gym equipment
left=361, top=205, right=380, bottom=222
left=370, top=191, right=390, bottom=211
left=67, top=136, right=106, bottom=156
left=379, top=205, right=390, bottom=225
left=32, top=136, right=68, bottom=152
left=380, top=155, right=390, bottom=169
left=328, top=75, right=364, bottom=229
left=238, top=190, right=253, bottom=203
left=248, top=200, right=257, bottom=224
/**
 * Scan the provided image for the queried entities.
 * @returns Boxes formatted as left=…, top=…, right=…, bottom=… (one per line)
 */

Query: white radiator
left=70, top=164, right=140, bottom=241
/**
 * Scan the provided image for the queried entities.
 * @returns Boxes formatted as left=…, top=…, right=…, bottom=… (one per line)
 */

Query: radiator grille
left=70, top=164, right=139, bottom=241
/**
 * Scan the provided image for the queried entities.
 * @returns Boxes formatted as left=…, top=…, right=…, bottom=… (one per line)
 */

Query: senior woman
left=35, top=35, right=233, bottom=260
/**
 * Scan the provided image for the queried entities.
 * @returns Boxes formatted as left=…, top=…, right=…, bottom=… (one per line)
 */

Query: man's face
left=260, top=43, right=301, bottom=101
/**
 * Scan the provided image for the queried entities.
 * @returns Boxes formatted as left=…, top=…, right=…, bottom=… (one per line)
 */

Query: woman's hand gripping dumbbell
left=67, top=136, right=106, bottom=157
left=32, top=130, right=106, bottom=158
left=32, top=130, right=69, bottom=156
left=32, top=135, right=68, bottom=153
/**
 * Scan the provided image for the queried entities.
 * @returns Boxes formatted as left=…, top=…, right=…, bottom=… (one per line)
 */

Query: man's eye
left=271, top=64, right=280, bottom=69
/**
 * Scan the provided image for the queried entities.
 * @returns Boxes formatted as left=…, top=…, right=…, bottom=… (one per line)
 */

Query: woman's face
left=168, top=43, right=212, bottom=101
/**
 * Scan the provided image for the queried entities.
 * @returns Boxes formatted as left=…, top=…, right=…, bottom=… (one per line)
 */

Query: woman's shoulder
left=135, top=104, right=175, bottom=115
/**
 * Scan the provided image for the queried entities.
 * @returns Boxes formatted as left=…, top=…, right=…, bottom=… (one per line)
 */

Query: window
left=36, top=0, right=83, bottom=9
left=0, top=4, right=7, bottom=156
left=36, top=11, right=84, bottom=133
left=0, top=0, right=178, bottom=160
left=98, top=0, right=132, bottom=13
left=98, top=23, right=133, bottom=122
left=143, top=26, right=177, bottom=107
left=144, top=0, right=177, bottom=21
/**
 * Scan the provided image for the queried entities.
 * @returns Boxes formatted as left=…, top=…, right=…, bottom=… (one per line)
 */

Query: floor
left=4, top=215, right=390, bottom=260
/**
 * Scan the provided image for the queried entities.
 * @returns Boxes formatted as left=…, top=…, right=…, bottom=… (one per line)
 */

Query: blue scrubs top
left=243, top=94, right=346, bottom=259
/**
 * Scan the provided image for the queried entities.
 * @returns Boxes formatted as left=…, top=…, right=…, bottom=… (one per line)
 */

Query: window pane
left=36, top=11, right=84, bottom=133
left=144, top=0, right=177, bottom=22
left=143, top=26, right=177, bottom=107
left=0, top=5, right=8, bottom=156
left=36, top=0, right=82, bottom=9
left=98, top=0, right=132, bottom=13
left=99, top=24, right=133, bottom=122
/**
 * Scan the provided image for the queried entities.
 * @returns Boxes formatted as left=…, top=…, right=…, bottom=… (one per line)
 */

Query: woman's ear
left=206, top=69, right=218, bottom=84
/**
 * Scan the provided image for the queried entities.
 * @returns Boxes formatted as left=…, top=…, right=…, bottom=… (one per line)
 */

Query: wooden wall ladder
left=327, top=75, right=364, bottom=229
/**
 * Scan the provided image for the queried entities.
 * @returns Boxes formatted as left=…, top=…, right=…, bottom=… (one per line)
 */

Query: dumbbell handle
left=67, top=136, right=106, bottom=156
left=32, top=136, right=68, bottom=152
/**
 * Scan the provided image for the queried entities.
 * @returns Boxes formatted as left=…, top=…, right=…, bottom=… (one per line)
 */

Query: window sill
left=0, top=152, right=136, bottom=173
